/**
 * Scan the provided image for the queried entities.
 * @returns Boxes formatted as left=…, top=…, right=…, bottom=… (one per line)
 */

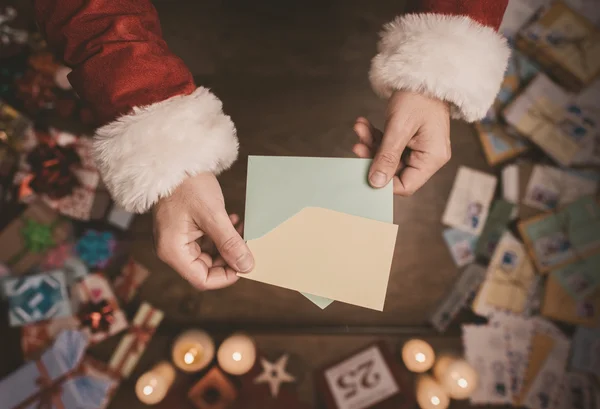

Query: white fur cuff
left=370, top=14, right=510, bottom=122
left=93, top=87, right=239, bottom=213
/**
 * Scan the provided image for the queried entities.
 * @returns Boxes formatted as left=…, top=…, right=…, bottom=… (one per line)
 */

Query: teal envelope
left=244, top=156, right=394, bottom=308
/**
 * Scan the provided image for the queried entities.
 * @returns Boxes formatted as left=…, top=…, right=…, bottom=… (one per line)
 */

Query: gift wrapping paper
left=0, top=330, right=115, bottom=409
left=73, top=273, right=128, bottom=343
left=0, top=199, right=71, bottom=274
left=113, top=258, right=150, bottom=303
left=108, top=302, right=163, bottom=378
left=21, top=316, right=80, bottom=360
left=4, top=270, right=72, bottom=327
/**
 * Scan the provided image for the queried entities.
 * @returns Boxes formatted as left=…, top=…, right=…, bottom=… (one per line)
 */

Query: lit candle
left=172, top=330, right=215, bottom=373
left=401, top=339, right=435, bottom=373
left=434, top=356, right=478, bottom=400
left=416, top=375, right=450, bottom=409
left=217, top=333, right=256, bottom=375
left=135, top=361, right=175, bottom=405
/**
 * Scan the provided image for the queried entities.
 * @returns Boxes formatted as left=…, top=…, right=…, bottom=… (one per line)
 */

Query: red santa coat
left=34, top=0, right=509, bottom=213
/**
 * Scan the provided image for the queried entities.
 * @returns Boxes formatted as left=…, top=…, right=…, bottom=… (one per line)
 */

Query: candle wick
left=232, top=352, right=242, bottom=362
left=143, top=385, right=154, bottom=396
left=458, top=378, right=468, bottom=388
left=415, top=352, right=426, bottom=363
left=431, top=396, right=440, bottom=406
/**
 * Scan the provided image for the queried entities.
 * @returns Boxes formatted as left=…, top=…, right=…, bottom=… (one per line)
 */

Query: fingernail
left=236, top=253, right=254, bottom=273
left=370, top=171, right=387, bottom=187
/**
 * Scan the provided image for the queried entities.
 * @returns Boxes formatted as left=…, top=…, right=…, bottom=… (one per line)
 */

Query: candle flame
left=143, top=385, right=154, bottom=396
left=232, top=352, right=242, bottom=362
left=415, top=352, right=426, bottom=363
left=430, top=396, right=440, bottom=406
left=458, top=378, right=468, bottom=388
left=184, top=347, right=198, bottom=365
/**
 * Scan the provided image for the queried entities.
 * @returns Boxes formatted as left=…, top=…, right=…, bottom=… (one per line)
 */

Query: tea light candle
left=401, top=339, right=435, bottom=373
left=434, top=356, right=478, bottom=400
left=172, top=330, right=215, bottom=373
left=416, top=376, right=450, bottom=409
left=217, top=333, right=256, bottom=375
left=135, top=361, right=175, bottom=405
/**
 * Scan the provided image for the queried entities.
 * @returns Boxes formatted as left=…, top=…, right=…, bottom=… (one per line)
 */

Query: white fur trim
left=370, top=13, right=510, bottom=122
left=93, top=87, right=238, bottom=213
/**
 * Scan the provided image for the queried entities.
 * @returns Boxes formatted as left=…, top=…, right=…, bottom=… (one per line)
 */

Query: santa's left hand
left=353, top=90, right=451, bottom=195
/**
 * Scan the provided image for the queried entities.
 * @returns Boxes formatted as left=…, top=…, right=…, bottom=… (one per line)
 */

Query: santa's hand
left=153, top=172, right=254, bottom=290
left=353, top=90, right=451, bottom=195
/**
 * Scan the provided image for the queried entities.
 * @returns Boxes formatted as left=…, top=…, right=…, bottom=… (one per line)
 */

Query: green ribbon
left=8, top=217, right=58, bottom=268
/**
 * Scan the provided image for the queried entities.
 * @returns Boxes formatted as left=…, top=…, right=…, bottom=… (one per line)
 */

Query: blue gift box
left=4, top=270, right=72, bottom=326
left=0, top=330, right=115, bottom=409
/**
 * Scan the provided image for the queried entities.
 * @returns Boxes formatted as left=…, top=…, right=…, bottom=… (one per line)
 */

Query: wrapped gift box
left=15, top=130, right=108, bottom=221
left=0, top=100, right=35, bottom=152
left=108, top=302, right=163, bottom=378
left=0, top=199, right=71, bottom=274
left=516, top=1, right=600, bottom=92
left=113, top=258, right=150, bottom=303
left=4, top=270, right=72, bottom=327
left=0, top=330, right=117, bottom=409
left=21, top=316, right=80, bottom=360
left=75, top=230, right=116, bottom=269
left=72, top=273, right=128, bottom=343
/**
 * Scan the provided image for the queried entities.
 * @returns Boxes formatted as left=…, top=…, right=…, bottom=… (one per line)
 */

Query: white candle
left=434, top=356, right=478, bottom=400
left=172, top=330, right=215, bottom=373
left=135, top=361, right=175, bottom=405
left=416, top=376, right=450, bottom=409
left=217, top=333, right=256, bottom=375
left=401, top=339, right=435, bottom=373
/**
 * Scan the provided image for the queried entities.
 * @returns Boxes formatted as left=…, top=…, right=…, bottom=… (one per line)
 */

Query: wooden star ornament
left=253, top=354, right=296, bottom=397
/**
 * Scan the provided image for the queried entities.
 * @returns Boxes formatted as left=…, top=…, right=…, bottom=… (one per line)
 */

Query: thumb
left=369, top=115, right=413, bottom=188
left=204, top=209, right=254, bottom=273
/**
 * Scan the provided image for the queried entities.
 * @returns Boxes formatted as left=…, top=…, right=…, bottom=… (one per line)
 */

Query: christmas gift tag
left=442, top=167, right=497, bottom=235
left=523, top=165, right=598, bottom=211
left=108, top=302, right=163, bottom=378
left=73, top=273, right=128, bottom=343
left=553, top=252, right=600, bottom=300
left=519, top=196, right=600, bottom=273
left=4, top=270, right=72, bottom=326
left=442, top=228, right=478, bottom=267
left=113, top=257, right=150, bottom=303
left=462, top=324, right=513, bottom=405
left=473, top=232, right=538, bottom=315
left=570, top=327, right=600, bottom=378
left=430, top=264, right=487, bottom=332
left=315, top=342, right=413, bottom=409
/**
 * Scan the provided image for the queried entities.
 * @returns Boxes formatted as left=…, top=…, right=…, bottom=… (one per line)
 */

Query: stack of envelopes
left=241, top=156, right=398, bottom=311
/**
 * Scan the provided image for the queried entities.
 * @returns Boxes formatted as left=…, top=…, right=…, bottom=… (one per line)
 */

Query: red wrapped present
left=114, top=257, right=150, bottom=303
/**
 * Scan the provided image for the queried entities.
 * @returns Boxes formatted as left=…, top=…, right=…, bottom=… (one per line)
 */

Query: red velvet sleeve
left=406, top=0, right=509, bottom=29
left=33, top=0, right=196, bottom=125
